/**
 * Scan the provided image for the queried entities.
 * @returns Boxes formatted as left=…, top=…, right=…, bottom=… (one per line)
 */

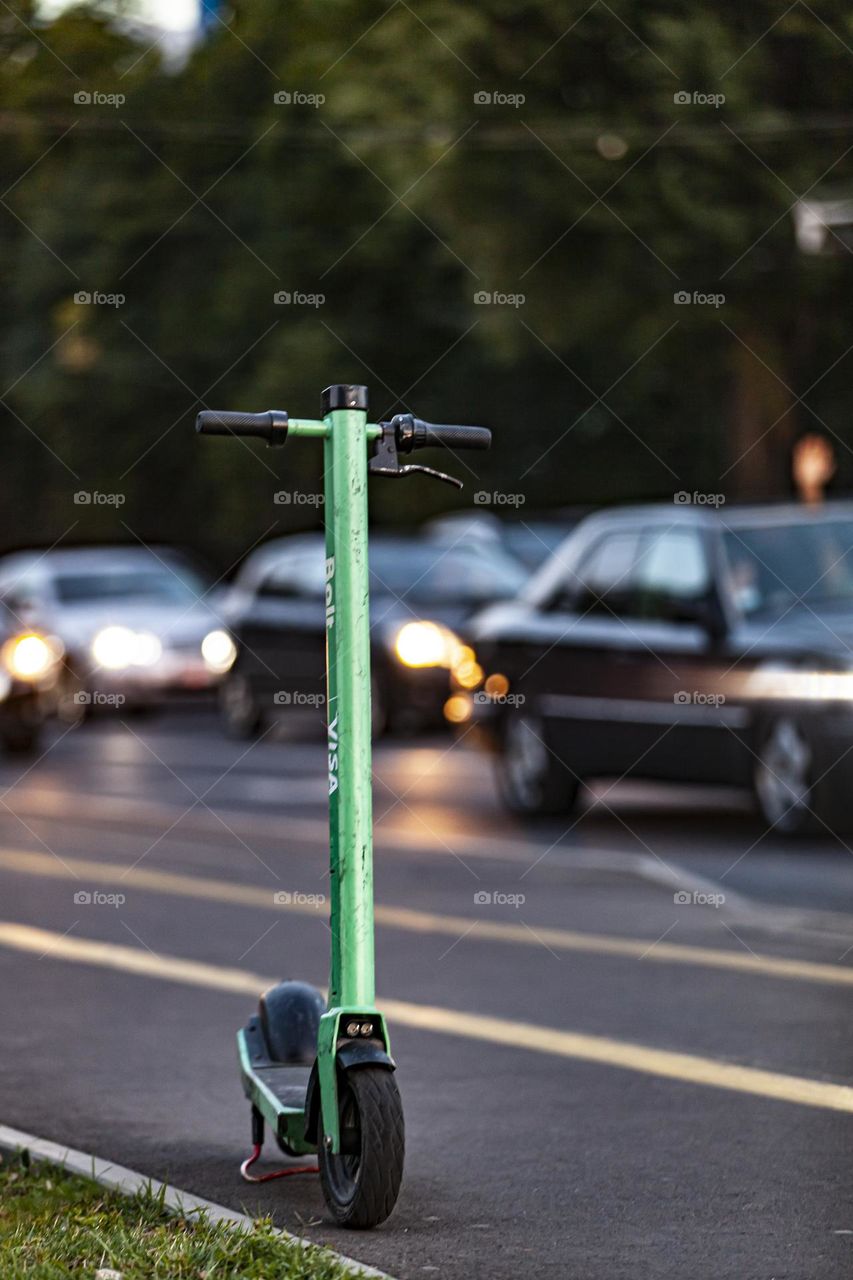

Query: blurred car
left=468, top=501, right=853, bottom=834
left=425, top=511, right=580, bottom=569
left=501, top=519, right=581, bottom=570
left=218, top=533, right=528, bottom=737
left=0, top=546, right=231, bottom=713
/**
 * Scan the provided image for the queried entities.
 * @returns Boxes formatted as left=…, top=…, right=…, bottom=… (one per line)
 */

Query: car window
left=634, top=527, right=710, bottom=620
left=258, top=554, right=324, bottom=600
left=547, top=528, right=642, bottom=615
left=722, top=518, right=853, bottom=617
left=53, top=569, right=204, bottom=605
left=257, top=544, right=527, bottom=605
left=387, top=547, right=526, bottom=603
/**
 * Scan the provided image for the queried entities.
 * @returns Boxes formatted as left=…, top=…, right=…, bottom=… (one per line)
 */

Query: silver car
left=0, top=546, right=235, bottom=713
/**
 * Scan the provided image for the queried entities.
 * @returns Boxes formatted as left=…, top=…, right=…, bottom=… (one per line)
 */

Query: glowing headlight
left=2, top=633, right=58, bottom=681
left=201, top=629, right=237, bottom=674
left=394, top=621, right=461, bottom=669
left=92, top=626, right=162, bottom=670
left=451, top=645, right=485, bottom=691
left=444, top=694, right=473, bottom=724
left=92, top=626, right=135, bottom=670
left=133, top=631, right=163, bottom=667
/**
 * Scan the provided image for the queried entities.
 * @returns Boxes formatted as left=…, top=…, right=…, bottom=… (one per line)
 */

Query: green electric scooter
left=196, top=385, right=491, bottom=1228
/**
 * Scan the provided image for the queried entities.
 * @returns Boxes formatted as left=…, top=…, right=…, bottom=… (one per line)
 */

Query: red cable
left=240, top=1142, right=318, bottom=1183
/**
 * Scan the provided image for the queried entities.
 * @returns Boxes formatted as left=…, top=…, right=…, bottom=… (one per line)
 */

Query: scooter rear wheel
left=318, top=1067, right=404, bottom=1228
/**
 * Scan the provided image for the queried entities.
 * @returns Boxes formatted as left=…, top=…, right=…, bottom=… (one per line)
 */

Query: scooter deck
left=237, top=1018, right=316, bottom=1154
left=239, top=1017, right=311, bottom=1110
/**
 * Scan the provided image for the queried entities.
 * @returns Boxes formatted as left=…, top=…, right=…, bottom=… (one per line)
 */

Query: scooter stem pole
left=323, top=386, right=375, bottom=1010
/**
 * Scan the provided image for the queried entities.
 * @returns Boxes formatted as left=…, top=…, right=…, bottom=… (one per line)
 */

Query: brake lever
left=368, top=424, right=463, bottom=488
left=370, top=461, right=463, bottom=489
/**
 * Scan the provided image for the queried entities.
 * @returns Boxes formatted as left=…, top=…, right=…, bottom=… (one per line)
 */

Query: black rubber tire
left=752, top=715, right=820, bottom=836
left=318, top=1067, right=404, bottom=1228
left=219, top=672, right=264, bottom=740
left=54, top=667, right=88, bottom=726
left=0, top=717, right=41, bottom=755
left=495, top=713, right=579, bottom=817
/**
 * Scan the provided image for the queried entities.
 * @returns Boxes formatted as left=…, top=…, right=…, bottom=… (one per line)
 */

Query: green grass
left=0, top=1153, right=361, bottom=1279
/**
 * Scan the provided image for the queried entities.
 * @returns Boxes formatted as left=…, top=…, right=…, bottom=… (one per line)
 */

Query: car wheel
left=54, top=665, right=88, bottom=726
left=753, top=716, right=820, bottom=835
left=0, top=714, right=41, bottom=755
left=219, top=672, right=264, bottom=739
left=495, top=713, right=578, bottom=816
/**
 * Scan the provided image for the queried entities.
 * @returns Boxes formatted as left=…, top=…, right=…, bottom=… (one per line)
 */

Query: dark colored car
left=0, top=598, right=63, bottom=752
left=501, top=519, right=582, bottom=570
left=219, top=533, right=528, bottom=737
left=424, top=512, right=580, bottom=570
left=469, top=501, right=853, bottom=834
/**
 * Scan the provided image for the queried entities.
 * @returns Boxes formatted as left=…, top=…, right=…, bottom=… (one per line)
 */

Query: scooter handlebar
left=389, top=413, right=491, bottom=453
left=196, top=409, right=288, bottom=446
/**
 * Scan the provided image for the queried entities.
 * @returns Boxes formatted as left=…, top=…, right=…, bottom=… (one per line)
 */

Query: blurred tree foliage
left=1, top=0, right=853, bottom=566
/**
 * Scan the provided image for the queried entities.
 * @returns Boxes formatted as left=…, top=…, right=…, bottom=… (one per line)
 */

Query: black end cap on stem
left=322, top=384, right=368, bottom=415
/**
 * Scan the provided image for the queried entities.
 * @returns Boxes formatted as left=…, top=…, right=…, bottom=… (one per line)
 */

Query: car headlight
left=201, top=629, right=237, bottom=674
left=92, top=626, right=162, bottom=670
left=132, top=631, right=163, bottom=667
left=450, top=645, right=484, bottom=691
left=2, top=632, right=60, bottom=681
left=394, top=621, right=463, bottom=669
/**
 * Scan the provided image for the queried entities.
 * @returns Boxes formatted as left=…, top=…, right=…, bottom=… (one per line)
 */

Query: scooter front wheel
left=318, top=1067, right=404, bottom=1228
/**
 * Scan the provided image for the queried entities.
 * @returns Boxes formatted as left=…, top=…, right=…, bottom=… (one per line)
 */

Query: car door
left=502, top=518, right=741, bottom=785
left=503, top=521, right=656, bottom=778
left=238, top=552, right=326, bottom=709
left=610, top=522, right=744, bottom=784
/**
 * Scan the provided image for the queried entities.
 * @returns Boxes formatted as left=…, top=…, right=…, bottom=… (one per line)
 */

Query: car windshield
left=262, top=543, right=527, bottom=604
left=370, top=544, right=526, bottom=603
left=723, top=518, right=853, bottom=618
left=54, top=568, right=204, bottom=606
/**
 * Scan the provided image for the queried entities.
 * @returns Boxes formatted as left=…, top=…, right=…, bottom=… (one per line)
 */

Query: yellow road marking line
left=1, top=847, right=852, bottom=989
left=0, top=920, right=851, bottom=1114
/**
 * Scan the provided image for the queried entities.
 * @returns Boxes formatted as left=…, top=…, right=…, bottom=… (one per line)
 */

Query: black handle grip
left=195, top=409, right=288, bottom=446
left=390, top=413, right=491, bottom=453
left=421, top=423, right=492, bottom=450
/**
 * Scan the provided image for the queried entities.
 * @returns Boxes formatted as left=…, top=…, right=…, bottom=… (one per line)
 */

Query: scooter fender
left=305, top=1016, right=394, bottom=1148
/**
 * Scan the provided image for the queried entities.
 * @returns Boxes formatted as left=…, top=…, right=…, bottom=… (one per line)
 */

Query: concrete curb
left=0, top=1124, right=393, bottom=1280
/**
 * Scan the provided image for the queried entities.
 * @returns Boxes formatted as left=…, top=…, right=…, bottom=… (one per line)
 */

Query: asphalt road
left=1, top=707, right=852, bottom=1279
